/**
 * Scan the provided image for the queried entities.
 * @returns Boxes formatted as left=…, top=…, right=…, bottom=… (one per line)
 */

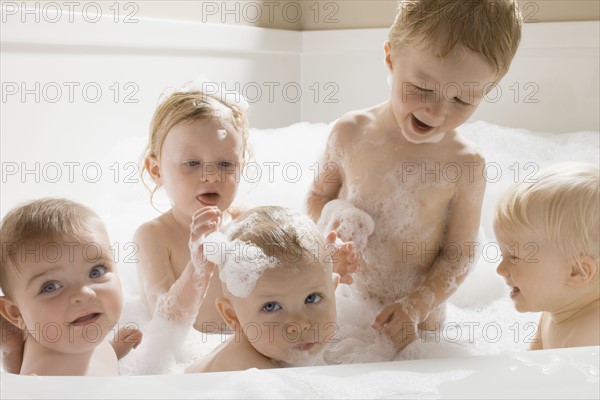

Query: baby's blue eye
left=219, top=161, right=235, bottom=169
left=186, top=161, right=200, bottom=167
left=89, top=265, right=107, bottom=279
left=262, top=302, right=281, bottom=312
left=305, top=293, right=322, bottom=304
left=41, top=282, right=61, bottom=293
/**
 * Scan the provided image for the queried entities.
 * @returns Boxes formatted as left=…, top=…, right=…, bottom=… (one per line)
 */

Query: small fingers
left=325, top=230, right=338, bottom=244
left=372, top=307, right=393, bottom=331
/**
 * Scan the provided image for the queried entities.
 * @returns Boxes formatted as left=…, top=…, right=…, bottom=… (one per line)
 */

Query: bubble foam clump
left=203, top=231, right=277, bottom=298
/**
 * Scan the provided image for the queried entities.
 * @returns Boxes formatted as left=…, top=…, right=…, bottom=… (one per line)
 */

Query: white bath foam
left=317, top=199, right=375, bottom=251
left=235, top=122, right=332, bottom=211
left=101, top=121, right=597, bottom=375
left=216, top=129, right=227, bottom=140
left=203, top=230, right=278, bottom=298
left=321, top=252, right=541, bottom=366
left=458, top=122, right=600, bottom=242
left=118, top=310, right=229, bottom=375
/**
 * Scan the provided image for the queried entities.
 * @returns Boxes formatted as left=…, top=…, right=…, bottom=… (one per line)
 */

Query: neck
left=550, top=296, right=600, bottom=325
left=170, top=209, right=192, bottom=233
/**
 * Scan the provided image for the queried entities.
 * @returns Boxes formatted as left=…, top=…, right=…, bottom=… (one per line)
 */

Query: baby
left=0, top=198, right=142, bottom=375
left=494, top=163, right=599, bottom=349
left=135, top=85, right=250, bottom=331
left=187, top=206, right=353, bottom=372
left=307, top=0, right=523, bottom=349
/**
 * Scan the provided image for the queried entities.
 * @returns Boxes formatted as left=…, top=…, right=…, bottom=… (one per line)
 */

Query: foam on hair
left=204, top=206, right=330, bottom=298
left=141, top=88, right=250, bottom=207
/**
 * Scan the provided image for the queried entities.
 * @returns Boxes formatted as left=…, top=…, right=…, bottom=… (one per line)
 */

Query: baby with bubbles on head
left=186, top=206, right=358, bottom=372
left=133, top=78, right=357, bottom=373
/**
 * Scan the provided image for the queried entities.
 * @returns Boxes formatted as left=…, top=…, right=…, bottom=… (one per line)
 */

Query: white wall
left=301, top=21, right=600, bottom=133
left=1, top=4, right=599, bottom=217
left=0, top=5, right=303, bottom=216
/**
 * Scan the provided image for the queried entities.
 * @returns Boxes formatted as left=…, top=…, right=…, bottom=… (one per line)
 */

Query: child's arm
left=373, top=155, right=486, bottom=349
left=307, top=125, right=344, bottom=222
left=134, top=208, right=219, bottom=324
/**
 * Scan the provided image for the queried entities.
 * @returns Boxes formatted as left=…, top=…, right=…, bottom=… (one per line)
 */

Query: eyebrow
left=25, top=266, right=60, bottom=289
left=415, top=71, right=435, bottom=84
left=254, top=284, right=326, bottom=299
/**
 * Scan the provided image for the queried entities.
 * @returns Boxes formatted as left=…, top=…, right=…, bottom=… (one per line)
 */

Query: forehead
left=494, top=223, right=542, bottom=250
left=253, top=262, right=329, bottom=291
left=165, top=118, right=242, bottom=149
left=400, top=44, right=496, bottom=90
left=14, top=229, right=111, bottom=264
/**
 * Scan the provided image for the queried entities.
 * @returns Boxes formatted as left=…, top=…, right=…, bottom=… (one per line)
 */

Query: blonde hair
left=0, top=198, right=105, bottom=298
left=229, top=206, right=331, bottom=269
left=495, top=163, right=600, bottom=269
left=389, top=0, right=523, bottom=77
left=142, top=90, right=250, bottom=203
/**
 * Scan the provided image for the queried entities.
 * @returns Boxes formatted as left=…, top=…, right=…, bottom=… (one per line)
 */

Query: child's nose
left=201, top=163, right=221, bottom=183
left=70, top=285, right=96, bottom=304
left=496, top=260, right=509, bottom=277
left=425, top=101, right=446, bottom=121
left=285, top=318, right=311, bottom=336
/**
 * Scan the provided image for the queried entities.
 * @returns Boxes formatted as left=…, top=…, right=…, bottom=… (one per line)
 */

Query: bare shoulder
left=330, top=104, right=381, bottom=146
left=190, top=338, right=279, bottom=373
left=445, top=130, right=486, bottom=184
left=133, top=214, right=172, bottom=243
left=447, top=130, right=485, bottom=162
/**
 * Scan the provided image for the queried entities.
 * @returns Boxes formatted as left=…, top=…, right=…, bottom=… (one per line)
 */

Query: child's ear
left=384, top=40, right=394, bottom=71
left=0, top=296, right=23, bottom=329
left=332, top=272, right=340, bottom=291
left=567, top=256, right=598, bottom=287
left=215, top=297, right=239, bottom=330
left=144, top=156, right=162, bottom=184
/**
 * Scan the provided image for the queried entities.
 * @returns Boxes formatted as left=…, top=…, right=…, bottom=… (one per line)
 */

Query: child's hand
left=110, top=325, right=143, bottom=360
left=372, top=299, right=419, bottom=351
left=318, top=199, right=374, bottom=252
left=325, top=230, right=359, bottom=285
left=189, top=207, right=222, bottom=270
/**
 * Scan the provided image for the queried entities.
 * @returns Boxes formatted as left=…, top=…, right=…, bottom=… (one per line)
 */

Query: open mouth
left=197, top=193, right=221, bottom=206
left=510, top=287, right=520, bottom=298
left=71, top=313, right=101, bottom=327
left=294, top=342, right=317, bottom=352
left=411, top=114, right=435, bottom=135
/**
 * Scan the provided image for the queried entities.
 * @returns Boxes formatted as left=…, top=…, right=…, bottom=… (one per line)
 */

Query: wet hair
left=142, top=89, right=250, bottom=204
left=495, top=163, right=600, bottom=269
left=228, top=206, right=331, bottom=270
left=0, top=198, right=106, bottom=298
left=388, top=0, right=523, bottom=77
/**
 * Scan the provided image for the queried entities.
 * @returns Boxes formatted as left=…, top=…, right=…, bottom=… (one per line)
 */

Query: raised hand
left=110, top=325, right=143, bottom=359
left=318, top=199, right=374, bottom=252
left=325, top=230, right=360, bottom=285
left=189, top=207, right=222, bottom=271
